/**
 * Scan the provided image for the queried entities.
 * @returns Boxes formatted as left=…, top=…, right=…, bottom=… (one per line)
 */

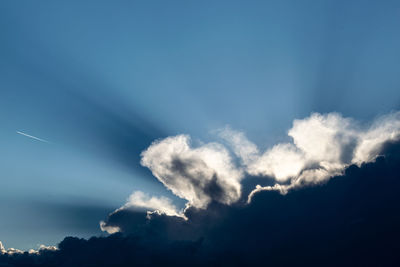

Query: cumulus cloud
left=5, top=145, right=400, bottom=266
left=0, top=241, right=5, bottom=254
left=220, top=111, right=400, bottom=200
left=101, top=135, right=244, bottom=233
left=0, top=241, right=57, bottom=256
left=140, top=135, right=244, bottom=209
left=3, top=113, right=400, bottom=265
left=353, top=112, right=400, bottom=164
left=0, top=241, right=24, bottom=255
left=100, top=111, right=400, bottom=234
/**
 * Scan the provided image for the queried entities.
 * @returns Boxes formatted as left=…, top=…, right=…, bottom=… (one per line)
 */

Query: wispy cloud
left=16, top=131, right=50, bottom=143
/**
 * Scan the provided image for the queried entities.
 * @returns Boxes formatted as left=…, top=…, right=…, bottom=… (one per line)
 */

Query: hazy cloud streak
left=16, top=131, right=50, bottom=143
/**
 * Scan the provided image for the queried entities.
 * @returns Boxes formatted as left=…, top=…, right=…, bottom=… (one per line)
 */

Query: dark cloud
left=2, top=141, right=400, bottom=266
left=170, top=157, right=228, bottom=204
left=101, top=209, right=149, bottom=235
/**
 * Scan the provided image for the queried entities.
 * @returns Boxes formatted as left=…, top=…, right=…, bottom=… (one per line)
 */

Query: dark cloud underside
left=2, top=141, right=400, bottom=266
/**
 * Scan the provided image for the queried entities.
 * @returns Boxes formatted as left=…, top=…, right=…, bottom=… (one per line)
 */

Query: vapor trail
left=16, top=131, right=50, bottom=143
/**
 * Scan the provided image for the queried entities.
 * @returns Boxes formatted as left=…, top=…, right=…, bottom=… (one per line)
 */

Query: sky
left=1, top=0, right=400, bottom=259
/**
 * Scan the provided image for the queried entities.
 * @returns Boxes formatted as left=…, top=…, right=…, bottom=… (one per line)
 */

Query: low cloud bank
left=2, top=142, right=400, bottom=265
left=0, top=241, right=57, bottom=256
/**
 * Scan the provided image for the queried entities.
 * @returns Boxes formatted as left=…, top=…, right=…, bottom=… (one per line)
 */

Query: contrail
left=16, top=131, right=50, bottom=143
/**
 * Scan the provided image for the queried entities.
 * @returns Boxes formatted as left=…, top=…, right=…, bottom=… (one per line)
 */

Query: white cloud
left=101, top=136, right=244, bottom=233
left=0, top=241, right=23, bottom=255
left=250, top=143, right=305, bottom=182
left=99, top=221, right=121, bottom=234
left=289, top=113, right=357, bottom=164
left=140, top=135, right=244, bottom=209
left=353, top=112, right=400, bottom=164
left=38, top=244, right=58, bottom=252
left=0, top=241, right=57, bottom=255
left=0, top=241, right=5, bottom=254
left=118, top=191, right=184, bottom=218
left=221, top=112, right=400, bottom=202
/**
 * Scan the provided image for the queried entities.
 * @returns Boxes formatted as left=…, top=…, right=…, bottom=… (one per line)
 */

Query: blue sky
left=1, top=0, right=400, bottom=250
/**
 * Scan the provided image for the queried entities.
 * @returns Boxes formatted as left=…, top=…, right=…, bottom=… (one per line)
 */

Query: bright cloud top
left=100, top=191, right=185, bottom=233
left=101, top=111, right=400, bottom=233
left=221, top=111, right=400, bottom=199
left=122, top=191, right=183, bottom=218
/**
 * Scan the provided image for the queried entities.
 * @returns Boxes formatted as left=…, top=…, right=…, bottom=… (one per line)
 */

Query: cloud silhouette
left=4, top=112, right=399, bottom=266
left=1, top=140, right=400, bottom=266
